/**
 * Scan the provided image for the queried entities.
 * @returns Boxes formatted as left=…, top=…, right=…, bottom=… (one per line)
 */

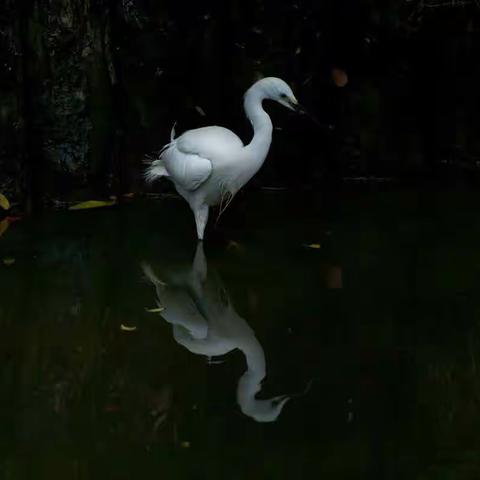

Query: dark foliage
left=1, top=0, right=480, bottom=205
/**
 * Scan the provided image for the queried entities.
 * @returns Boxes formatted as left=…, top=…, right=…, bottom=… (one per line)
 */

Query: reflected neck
left=237, top=336, right=267, bottom=398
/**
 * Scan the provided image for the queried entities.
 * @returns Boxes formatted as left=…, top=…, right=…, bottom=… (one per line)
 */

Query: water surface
left=1, top=188, right=480, bottom=479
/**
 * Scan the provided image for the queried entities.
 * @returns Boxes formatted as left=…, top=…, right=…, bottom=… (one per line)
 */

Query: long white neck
left=243, top=87, right=273, bottom=163
left=236, top=334, right=290, bottom=422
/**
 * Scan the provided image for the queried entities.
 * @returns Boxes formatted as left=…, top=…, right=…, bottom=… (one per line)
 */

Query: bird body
left=146, top=77, right=301, bottom=240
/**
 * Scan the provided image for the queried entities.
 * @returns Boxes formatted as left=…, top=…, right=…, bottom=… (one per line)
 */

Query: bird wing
left=176, top=127, right=244, bottom=160
left=160, top=289, right=209, bottom=339
left=161, top=126, right=243, bottom=192
left=162, top=146, right=212, bottom=192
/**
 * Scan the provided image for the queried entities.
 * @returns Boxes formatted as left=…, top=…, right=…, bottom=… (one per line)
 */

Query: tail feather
left=170, top=122, right=177, bottom=142
left=144, top=121, right=177, bottom=184
left=144, top=158, right=169, bottom=184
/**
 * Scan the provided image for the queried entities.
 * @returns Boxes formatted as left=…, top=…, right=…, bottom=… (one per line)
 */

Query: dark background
left=3, top=3, right=480, bottom=476
left=1, top=0, right=480, bottom=208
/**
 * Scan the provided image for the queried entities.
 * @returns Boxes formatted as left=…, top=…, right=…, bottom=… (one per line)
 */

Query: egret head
left=239, top=394, right=291, bottom=423
left=248, top=76, right=331, bottom=130
left=254, top=77, right=303, bottom=113
left=237, top=370, right=292, bottom=422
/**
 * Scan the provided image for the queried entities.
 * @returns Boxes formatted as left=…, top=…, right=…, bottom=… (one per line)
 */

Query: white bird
left=145, top=77, right=304, bottom=240
left=141, top=243, right=292, bottom=422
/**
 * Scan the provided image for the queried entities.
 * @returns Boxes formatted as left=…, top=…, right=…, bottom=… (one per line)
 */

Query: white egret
left=145, top=77, right=305, bottom=240
left=141, top=243, right=292, bottom=422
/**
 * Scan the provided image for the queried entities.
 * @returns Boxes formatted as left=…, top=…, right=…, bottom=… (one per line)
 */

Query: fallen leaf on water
left=104, top=404, right=122, bottom=412
left=145, top=306, right=165, bottom=313
left=152, top=411, right=168, bottom=434
left=326, top=266, right=343, bottom=289
left=69, top=199, right=116, bottom=211
left=0, top=193, right=10, bottom=210
left=227, top=240, right=244, bottom=252
left=195, top=105, right=206, bottom=117
left=3, top=258, right=15, bottom=266
left=108, top=193, right=135, bottom=201
left=304, top=243, right=321, bottom=249
left=0, top=219, right=9, bottom=238
left=120, top=324, right=137, bottom=331
left=331, top=68, right=348, bottom=87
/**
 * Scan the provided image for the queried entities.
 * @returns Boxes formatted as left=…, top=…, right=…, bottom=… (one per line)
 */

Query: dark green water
left=1, top=188, right=480, bottom=479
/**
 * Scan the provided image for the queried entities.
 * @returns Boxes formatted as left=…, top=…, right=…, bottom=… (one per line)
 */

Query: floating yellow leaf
left=145, top=306, right=165, bottom=313
left=0, top=193, right=10, bottom=210
left=69, top=199, right=116, bottom=211
left=0, top=219, right=9, bottom=238
left=304, top=243, right=321, bottom=249
left=120, top=324, right=137, bottom=331
left=3, top=257, right=15, bottom=266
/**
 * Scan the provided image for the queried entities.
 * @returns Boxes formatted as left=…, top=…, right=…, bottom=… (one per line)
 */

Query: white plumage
left=142, top=243, right=291, bottom=422
left=145, top=77, right=302, bottom=240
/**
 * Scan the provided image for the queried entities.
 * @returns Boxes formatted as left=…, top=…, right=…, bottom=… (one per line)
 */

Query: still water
left=1, top=188, right=480, bottom=479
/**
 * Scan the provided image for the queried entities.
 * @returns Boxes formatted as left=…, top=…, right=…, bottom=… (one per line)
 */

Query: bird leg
left=194, top=204, right=209, bottom=240
left=215, top=189, right=236, bottom=225
left=192, top=242, right=207, bottom=282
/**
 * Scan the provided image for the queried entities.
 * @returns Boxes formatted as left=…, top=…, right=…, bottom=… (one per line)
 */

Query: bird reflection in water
left=141, top=243, right=291, bottom=422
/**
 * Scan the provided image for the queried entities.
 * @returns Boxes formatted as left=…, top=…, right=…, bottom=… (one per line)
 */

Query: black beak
left=291, top=101, right=335, bottom=132
left=293, top=102, right=309, bottom=116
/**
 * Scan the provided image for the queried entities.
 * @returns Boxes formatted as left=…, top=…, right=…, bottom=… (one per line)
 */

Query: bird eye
left=280, top=93, right=288, bottom=98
